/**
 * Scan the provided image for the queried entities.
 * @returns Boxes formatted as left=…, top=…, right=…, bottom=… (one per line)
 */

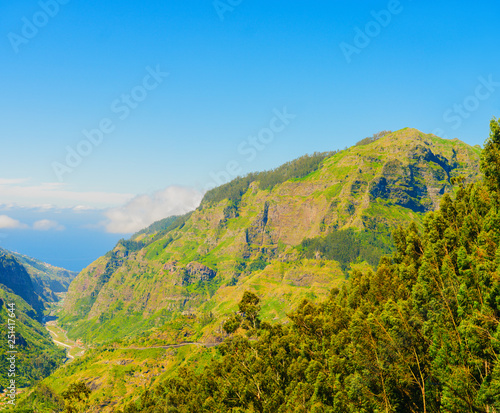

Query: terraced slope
left=61, top=128, right=481, bottom=346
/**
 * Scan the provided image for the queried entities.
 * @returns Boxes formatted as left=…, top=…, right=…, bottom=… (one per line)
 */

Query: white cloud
left=73, top=205, right=95, bottom=212
left=0, top=178, right=30, bottom=185
left=33, top=219, right=65, bottom=231
left=0, top=178, right=133, bottom=209
left=104, top=186, right=203, bottom=234
left=0, top=215, right=28, bottom=229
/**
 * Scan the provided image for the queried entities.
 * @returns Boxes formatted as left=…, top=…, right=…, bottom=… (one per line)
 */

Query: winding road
left=117, top=342, right=221, bottom=351
left=45, top=320, right=220, bottom=360
left=45, top=320, right=85, bottom=361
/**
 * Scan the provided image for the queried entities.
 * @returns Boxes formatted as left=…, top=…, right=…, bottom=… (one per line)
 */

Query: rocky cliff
left=61, top=128, right=482, bottom=344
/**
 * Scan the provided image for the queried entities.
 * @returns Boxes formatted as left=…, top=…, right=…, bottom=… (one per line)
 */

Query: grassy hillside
left=111, top=119, right=500, bottom=413
left=19, top=128, right=483, bottom=411
left=0, top=287, right=65, bottom=393
left=0, top=251, right=74, bottom=409
left=0, top=248, right=77, bottom=305
left=0, top=252, right=44, bottom=319
left=60, top=129, right=481, bottom=345
left=17, top=342, right=218, bottom=411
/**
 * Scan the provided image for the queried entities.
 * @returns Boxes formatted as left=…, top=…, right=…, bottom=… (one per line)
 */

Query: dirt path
left=52, top=339, right=75, bottom=359
left=117, top=342, right=220, bottom=351
left=43, top=296, right=218, bottom=358
left=45, top=320, right=85, bottom=362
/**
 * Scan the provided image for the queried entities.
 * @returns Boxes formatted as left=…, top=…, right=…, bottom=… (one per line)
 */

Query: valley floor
left=45, top=320, right=85, bottom=360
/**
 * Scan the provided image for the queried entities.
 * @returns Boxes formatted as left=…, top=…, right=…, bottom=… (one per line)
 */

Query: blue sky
left=1, top=0, right=499, bottom=270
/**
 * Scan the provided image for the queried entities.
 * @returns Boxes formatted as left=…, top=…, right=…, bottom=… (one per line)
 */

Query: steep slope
left=112, top=119, right=500, bottom=412
left=0, top=252, right=73, bottom=396
left=3, top=248, right=78, bottom=303
left=0, top=254, right=77, bottom=410
left=0, top=276, right=65, bottom=393
left=0, top=252, right=44, bottom=319
left=61, top=129, right=481, bottom=345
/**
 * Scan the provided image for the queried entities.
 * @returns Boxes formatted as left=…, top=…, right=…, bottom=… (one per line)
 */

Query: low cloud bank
left=104, top=186, right=203, bottom=234
left=0, top=215, right=28, bottom=229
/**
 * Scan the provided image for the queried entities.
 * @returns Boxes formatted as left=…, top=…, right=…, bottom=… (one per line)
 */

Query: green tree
left=238, top=291, right=261, bottom=329
left=120, top=117, right=500, bottom=413
left=223, top=291, right=261, bottom=333
left=62, top=381, right=92, bottom=413
left=481, top=117, right=500, bottom=192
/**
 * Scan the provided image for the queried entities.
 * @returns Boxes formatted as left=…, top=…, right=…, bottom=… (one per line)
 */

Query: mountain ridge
left=17, top=127, right=485, bottom=411
left=0, top=252, right=67, bottom=394
left=60, top=128, right=482, bottom=346
left=0, top=251, right=44, bottom=319
left=0, top=247, right=78, bottom=304
left=0, top=248, right=78, bottom=303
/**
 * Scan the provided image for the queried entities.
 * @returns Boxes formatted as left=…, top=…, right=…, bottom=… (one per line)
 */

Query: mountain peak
left=357, top=127, right=470, bottom=150
left=61, top=132, right=482, bottom=345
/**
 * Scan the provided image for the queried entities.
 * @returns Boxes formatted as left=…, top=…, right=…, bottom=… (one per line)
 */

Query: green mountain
left=60, top=128, right=481, bottom=346
left=0, top=248, right=78, bottom=304
left=0, top=251, right=44, bottom=319
left=114, top=118, right=500, bottom=413
left=0, top=250, right=77, bottom=401
left=18, top=128, right=484, bottom=411
left=0, top=254, right=66, bottom=395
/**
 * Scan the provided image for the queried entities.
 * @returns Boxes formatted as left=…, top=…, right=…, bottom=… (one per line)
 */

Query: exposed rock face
left=369, top=159, right=430, bottom=213
left=246, top=202, right=270, bottom=245
left=183, top=262, right=216, bottom=285
left=368, top=143, right=463, bottom=213
left=61, top=128, right=482, bottom=343
left=163, top=261, right=178, bottom=273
